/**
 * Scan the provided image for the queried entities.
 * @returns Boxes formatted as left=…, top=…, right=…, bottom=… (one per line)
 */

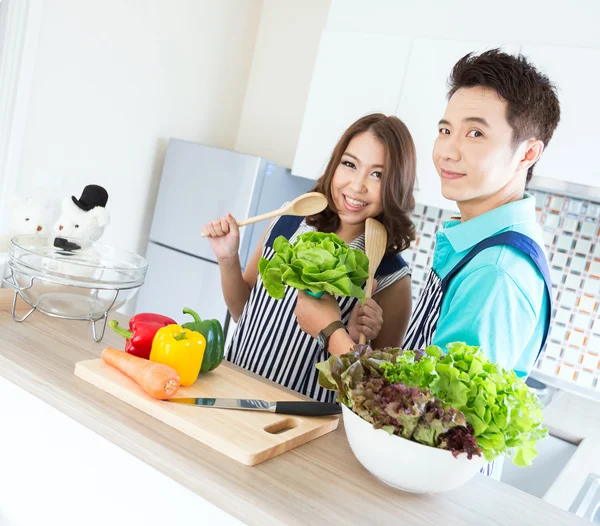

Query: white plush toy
left=0, top=197, right=48, bottom=252
left=52, top=185, right=110, bottom=248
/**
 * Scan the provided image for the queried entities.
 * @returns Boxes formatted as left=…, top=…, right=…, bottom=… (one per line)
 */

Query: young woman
left=202, top=113, right=417, bottom=402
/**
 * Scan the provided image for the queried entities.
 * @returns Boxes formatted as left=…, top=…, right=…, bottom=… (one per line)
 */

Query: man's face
left=432, top=86, right=526, bottom=205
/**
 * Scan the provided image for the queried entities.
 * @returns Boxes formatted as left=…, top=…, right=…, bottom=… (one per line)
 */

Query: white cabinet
left=294, top=30, right=600, bottom=207
left=0, top=376, right=241, bottom=526
left=520, top=44, right=600, bottom=188
left=396, top=38, right=520, bottom=211
left=292, top=31, right=412, bottom=180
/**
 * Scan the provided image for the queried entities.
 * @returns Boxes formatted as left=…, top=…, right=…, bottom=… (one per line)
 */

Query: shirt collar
left=442, top=193, right=537, bottom=253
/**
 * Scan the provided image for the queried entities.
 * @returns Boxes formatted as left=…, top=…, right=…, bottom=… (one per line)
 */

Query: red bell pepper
left=109, top=314, right=177, bottom=359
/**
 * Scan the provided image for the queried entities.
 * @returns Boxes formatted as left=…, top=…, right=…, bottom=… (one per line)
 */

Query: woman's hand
left=294, top=292, right=341, bottom=338
left=201, top=213, right=240, bottom=262
left=347, top=297, right=384, bottom=343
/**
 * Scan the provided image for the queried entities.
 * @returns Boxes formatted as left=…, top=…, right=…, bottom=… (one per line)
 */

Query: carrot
left=102, top=347, right=180, bottom=399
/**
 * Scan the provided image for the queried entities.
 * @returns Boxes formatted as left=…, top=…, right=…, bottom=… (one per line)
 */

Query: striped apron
left=226, top=215, right=410, bottom=402
left=404, top=231, right=553, bottom=477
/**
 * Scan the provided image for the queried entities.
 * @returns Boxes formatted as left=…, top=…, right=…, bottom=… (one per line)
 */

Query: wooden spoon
left=359, top=218, right=388, bottom=345
left=201, top=192, right=328, bottom=237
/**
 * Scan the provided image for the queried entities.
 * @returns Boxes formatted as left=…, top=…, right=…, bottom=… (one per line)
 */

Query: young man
left=296, top=49, right=559, bottom=381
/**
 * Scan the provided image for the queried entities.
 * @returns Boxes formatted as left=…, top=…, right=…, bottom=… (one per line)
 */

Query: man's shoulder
left=451, top=223, right=548, bottom=308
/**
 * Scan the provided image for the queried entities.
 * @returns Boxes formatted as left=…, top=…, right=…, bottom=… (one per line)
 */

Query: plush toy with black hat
left=52, top=184, right=110, bottom=248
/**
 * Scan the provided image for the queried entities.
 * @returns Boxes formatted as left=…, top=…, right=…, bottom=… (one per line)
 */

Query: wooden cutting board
left=74, top=359, right=339, bottom=466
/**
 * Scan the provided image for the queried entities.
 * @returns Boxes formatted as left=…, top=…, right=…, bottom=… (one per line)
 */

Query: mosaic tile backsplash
left=401, top=189, right=600, bottom=392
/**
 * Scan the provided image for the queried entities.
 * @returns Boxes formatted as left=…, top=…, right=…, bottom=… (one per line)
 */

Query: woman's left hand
left=347, top=297, right=384, bottom=343
left=295, top=292, right=341, bottom=338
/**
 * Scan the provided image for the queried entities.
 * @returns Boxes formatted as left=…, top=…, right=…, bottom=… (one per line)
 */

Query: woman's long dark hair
left=306, top=113, right=416, bottom=254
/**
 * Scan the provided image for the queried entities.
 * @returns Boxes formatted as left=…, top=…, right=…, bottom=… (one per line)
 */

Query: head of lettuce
left=258, top=232, right=370, bottom=301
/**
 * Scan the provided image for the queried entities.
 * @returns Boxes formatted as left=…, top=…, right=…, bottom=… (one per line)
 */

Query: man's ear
left=519, top=139, right=544, bottom=174
left=90, top=207, right=110, bottom=228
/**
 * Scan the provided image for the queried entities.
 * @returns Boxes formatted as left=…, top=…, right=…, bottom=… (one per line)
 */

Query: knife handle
left=274, top=401, right=341, bottom=416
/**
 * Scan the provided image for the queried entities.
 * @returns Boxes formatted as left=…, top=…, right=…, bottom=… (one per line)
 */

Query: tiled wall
left=401, top=190, right=600, bottom=392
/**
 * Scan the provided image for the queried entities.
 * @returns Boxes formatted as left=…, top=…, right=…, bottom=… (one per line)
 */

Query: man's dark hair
left=448, top=49, right=561, bottom=183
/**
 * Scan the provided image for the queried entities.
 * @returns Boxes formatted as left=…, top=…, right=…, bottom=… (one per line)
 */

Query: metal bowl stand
left=3, top=266, right=130, bottom=342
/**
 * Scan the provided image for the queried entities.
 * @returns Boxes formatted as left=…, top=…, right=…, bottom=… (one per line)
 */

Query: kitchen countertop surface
left=0, top=292, right=586, bottom=526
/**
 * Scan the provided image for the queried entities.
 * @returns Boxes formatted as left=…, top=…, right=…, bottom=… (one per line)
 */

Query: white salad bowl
left=342, top=404, right=486, bottom=493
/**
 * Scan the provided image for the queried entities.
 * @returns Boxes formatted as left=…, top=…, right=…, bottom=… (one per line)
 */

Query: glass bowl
left=3, top=235, right=148, bottom=339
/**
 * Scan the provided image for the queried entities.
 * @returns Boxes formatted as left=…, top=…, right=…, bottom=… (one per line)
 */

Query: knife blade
left=165, top=398, right=341, bottom=416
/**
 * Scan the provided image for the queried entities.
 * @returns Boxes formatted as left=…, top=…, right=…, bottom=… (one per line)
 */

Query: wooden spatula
left=359, top=218, right=387, bottom=345
left=201, top=192, right=327, bottom=237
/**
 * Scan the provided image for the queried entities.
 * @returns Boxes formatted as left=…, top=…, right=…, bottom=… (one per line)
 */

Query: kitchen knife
left=165, top=398, right=341, bottom=416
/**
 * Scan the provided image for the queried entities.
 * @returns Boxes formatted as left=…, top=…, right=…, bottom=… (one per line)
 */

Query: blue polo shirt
left=431, top=194, right=550, bottom=377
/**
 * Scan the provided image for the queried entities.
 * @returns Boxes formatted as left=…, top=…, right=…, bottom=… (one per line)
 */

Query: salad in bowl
left=317, top=342, right=547, bottom=493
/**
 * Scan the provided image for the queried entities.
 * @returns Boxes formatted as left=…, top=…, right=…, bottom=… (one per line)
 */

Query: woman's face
left=330, top=131, right=385, bottom=227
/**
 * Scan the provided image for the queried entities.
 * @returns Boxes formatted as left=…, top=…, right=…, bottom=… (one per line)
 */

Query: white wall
left=326, top=0, right=600, bottom=48
left=16, top=0, right=263, bottom=255
left=0, top=1, right=6, bottom=60
left=234, top=0, right=330, bottom=168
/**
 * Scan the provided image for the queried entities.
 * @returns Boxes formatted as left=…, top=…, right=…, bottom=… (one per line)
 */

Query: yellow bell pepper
left=149, top=325, right=206, bottom=386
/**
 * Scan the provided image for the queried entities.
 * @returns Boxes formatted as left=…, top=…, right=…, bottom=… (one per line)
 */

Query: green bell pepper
left=181, top=307, right=225, bottom=373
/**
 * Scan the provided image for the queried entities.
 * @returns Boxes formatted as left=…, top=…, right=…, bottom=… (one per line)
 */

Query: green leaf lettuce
left=258, top=232, right=369, bottom=300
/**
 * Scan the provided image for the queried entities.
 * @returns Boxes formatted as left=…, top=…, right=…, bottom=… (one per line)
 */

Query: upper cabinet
left=520, top=44, right=600, bottom=188
left=294, top=32, right=600, bottom=207
left=292, top=32, right=412, bottom=180
left=396, top=38, right=520, bottom=211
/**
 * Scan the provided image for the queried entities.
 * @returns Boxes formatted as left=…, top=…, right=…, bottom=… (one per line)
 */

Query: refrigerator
left=136, top=139, right=315, bottom=338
